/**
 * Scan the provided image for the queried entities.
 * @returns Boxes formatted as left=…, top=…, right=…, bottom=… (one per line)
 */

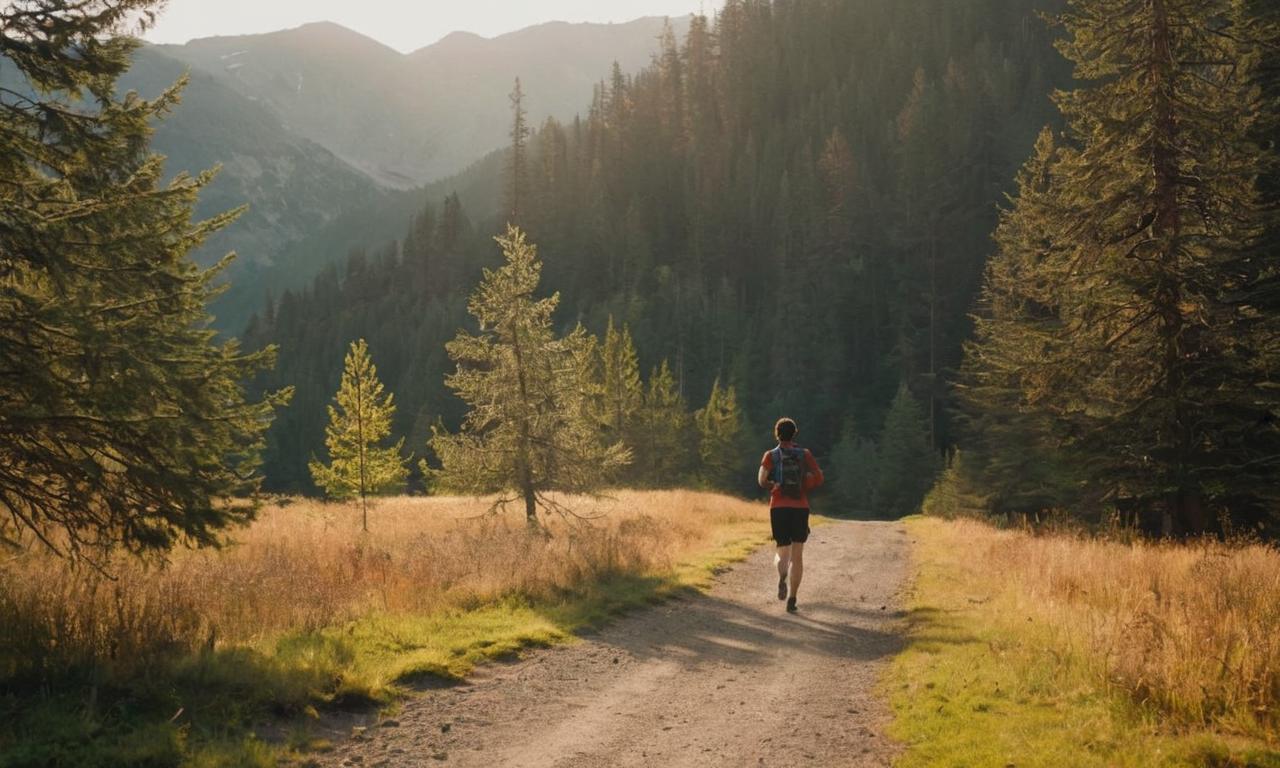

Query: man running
left=758, top=417, right=823, bottom=613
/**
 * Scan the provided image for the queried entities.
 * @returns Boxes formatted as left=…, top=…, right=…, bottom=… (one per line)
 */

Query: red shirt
left=760, top=442, right=823, bottom=509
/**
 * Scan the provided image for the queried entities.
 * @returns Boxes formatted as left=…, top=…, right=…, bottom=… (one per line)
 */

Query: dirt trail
left=316, top=520, right=910, bottom=767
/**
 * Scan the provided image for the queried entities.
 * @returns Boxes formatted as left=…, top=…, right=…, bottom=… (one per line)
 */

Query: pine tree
left=921, top=450, right=990, bottom=520
left=828, top=418, right=879, bottom=517
left=818, top=127, right=857, bottom=257
left=429, top=226, right=629, bottom=521
left=309, top=339, right=408, bottom=531
left=635, top=359, right=694, bottom=487
left=894, top=66, right=955, bottom=446
left=876, top=385, right=937, bottom=518
left=657, top=18, right=685, bottom=148
left=506, top=77, right=530, bottom=225
left=695, top=378, right=748, bottom=491
left=956, top=129, right=1083, bottom=517
left=681, top=12, right=716, bottom=148
left=596, top=317, right=644, bottom=461
left=963, top=0, right=1280, bottom=533
left=0, top=1, right=290, bottom=558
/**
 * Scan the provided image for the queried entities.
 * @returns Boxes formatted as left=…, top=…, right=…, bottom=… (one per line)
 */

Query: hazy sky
left=145, top=1, right=714, bottom=53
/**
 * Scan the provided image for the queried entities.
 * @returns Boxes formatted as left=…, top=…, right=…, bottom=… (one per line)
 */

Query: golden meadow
left=3, top=491, right=1277, bottom=757
left=902, top=518, right=1280, bottom=743
left=0, top=491, right=766, bottom=689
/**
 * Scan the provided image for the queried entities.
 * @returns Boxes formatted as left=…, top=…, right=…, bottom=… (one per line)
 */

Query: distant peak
left=294, top=20, right=343, bottom=31
left=285, top=20, right=375, bottom=42
left=175, top=19, right=398, bottom=56
left=438, top=30, right=484, bottom=45
left=411, top=15, right=692, bottom=58
left=407, top=29, right=486, bottom=58
left=491, top=15, right=693, bottom=44
left=271, top=21, right=403, bottom=59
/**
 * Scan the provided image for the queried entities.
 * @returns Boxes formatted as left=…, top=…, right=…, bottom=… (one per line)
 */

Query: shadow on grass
left=895, top=604, right=984, bottom=650
left=1191, top=742, right=1280, bottom=768
left=0, top=637, right=373, bottom=768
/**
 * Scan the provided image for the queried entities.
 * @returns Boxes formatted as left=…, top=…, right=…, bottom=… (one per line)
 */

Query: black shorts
left=770, top=507, right=810, bottom=546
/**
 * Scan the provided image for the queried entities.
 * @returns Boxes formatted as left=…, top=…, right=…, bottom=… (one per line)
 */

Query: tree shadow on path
left=575, top=587, right=906, bottom=673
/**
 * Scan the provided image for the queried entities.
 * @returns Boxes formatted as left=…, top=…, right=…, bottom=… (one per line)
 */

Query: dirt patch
left=312, top=519, right=909, bottom=767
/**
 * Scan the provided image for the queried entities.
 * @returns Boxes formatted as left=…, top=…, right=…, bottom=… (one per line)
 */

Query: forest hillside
left=103, top=19, right=685, bottom=329
left=246, top=0, right=1074, bottom=505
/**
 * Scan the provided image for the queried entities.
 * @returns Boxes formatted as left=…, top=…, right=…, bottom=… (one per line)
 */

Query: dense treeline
left=512, top=0, right=1071, bottom=484
left=249, top=0, right=1072, bottom=510
left=945, top=0, right=1280, bottom=535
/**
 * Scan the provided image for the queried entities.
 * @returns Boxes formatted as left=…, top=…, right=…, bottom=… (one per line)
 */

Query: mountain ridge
left=155, top=15, right=692, bottom=186
left=162, top=16, right=690, bottom=58
left=122, top=15, right=686, bottom=331
left=172, top=20, right=403, bottom=57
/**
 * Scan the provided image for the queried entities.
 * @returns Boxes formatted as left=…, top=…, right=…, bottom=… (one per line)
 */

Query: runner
left=758, top=417, right=823, bottom=613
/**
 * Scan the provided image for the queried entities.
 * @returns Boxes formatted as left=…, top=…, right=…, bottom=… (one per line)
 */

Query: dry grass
left=926, top=518, right=1280, bottom=739
left=1, top=490, right=768, bottom=765
left=0, top=490, right=765, bottom=683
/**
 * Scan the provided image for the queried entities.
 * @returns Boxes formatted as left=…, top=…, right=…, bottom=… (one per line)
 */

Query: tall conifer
left=876, top=385, right=938, bottom=518
left=309, top=340, right=408, bottom=531
left=429, top=227, right=629, bottom=520
left=956, top=130, right=1082, bottom=516
left=597, top=317, right=644, bottom=455
left=506, top=78, right=530, bottom=225
left=0, top=1, right=289, bottom=557
left=829, top=418, right=879, bottom=516
left=695, top=378, right=747, bottom=491
left=635, top=359, right=694, bottom=487
left=963, top=0, right=1280, bottom=532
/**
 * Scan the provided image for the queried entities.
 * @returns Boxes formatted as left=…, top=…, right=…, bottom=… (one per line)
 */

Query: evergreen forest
left=246, top=0, right=1080, bottom=514
left=5, top=3, right=1280, bottom=763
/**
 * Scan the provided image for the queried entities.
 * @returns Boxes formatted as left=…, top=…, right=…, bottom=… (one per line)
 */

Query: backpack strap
left=772, top=446, right=783, bottom=486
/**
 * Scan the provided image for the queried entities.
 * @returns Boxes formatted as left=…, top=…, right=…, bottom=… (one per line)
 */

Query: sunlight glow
left=145, top=0, right=714, bottom=53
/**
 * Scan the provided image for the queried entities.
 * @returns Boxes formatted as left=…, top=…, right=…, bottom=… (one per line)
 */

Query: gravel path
left=315, top=519, right=910, bottom=767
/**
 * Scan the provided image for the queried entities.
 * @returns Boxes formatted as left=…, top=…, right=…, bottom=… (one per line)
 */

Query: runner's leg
left=788, top=541, right=804, bottom=599
left=775, top=545, right=791, bottom=600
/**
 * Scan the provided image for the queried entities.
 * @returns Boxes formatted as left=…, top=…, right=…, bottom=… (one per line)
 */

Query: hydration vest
left=772, top=445, right=806, bottom=499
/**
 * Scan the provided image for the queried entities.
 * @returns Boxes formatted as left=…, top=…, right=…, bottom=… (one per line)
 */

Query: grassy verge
left=0, top=492, right=768, bottom=768
left=293, top=520, right=768, bottom=694
left=887, top=516, right=1280, bottom=768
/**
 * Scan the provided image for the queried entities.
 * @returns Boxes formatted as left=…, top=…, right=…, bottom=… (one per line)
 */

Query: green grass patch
left=0, top=523, right=768, bottom=768
left=349, top=526, right=771, bottom=689
left=887, top=517, right=1280, bottom=767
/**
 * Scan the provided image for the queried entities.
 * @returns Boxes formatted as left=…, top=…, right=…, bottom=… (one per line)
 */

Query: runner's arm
left=803, top=450, right=824, bottom=489
left=758, top=452, right=776, bottom=490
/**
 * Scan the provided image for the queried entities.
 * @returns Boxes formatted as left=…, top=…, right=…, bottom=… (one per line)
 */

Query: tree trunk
left=523, top=479, right=537, bottom=522
left=1171, top=491, right=1209, bottom=536
left=1150, top=0, right=1200, bottom=533
left=510, top=322, right=537, bottom=523
left=357, top=372, right=369, bottom=532
left=928, top=215, right=937, bottom=450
